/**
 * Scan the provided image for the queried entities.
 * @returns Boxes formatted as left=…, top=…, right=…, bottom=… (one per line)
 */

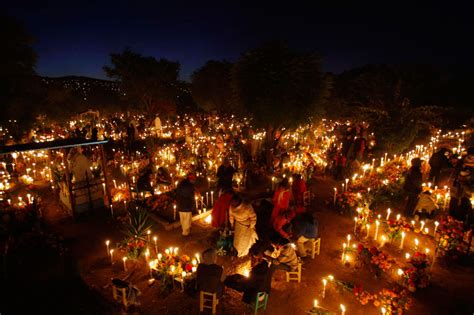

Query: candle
left=110, top=249, right=114, bottom=264
left=353, top=217, right=358, bottom=234
left=375, top=220, right=380, bottom=240
left=149, top=261, right=154, bottom=278
left=113, top=179, right=117, bottom=188
left=333, top=187, right=337, bottom=205
left=173, top=204, right=177, bottom=221
left=341, top=243, right=346, bottom=261
left=206, top=192, right=209, bottom=205
left=322, top=279, right=327, bottom=298
left=110, top=204, right=114, bottom=217
left=196, top=253, right=200, bottom=263
left=147, top=230, right=151, bottom=242
left=211, top=191, right=214, bottom=205
left=400, top=231, right=406, bottom=249
left=405, top=253, right=410, bottom=259
left=414, top=238, right=419, bottom=251
left=153, top=236, right=158, bottom=253
left=314, top=299, right=319, bottom=308
left=434, top=221, right=439, bottom=235
left=347, top=234, right=351, bottom=248
left=106, top=240, right=110, bottom=256
left=340, top=304, right=346, bottom=315
left=195, top=196, right=198, bottom=209
left=366, top=224, right=370, bottom=238
left=380, top=235, right=386, bottom=247
left=122, top=257, right=127, bottom=271
left=381, top=307, right=387, bottom=315
left=396, top=214, right=401, bottom=221
left=420, top=221, right=425, bottom=232
left=345, top=178, right=349, bottom=191
left=386, top=208, right=391, bottom=221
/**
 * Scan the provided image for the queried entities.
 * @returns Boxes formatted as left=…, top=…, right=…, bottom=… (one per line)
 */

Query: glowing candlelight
left=405, top=253, right=410, bottom=259
left=420, top=220, right=425, bottom=232
left=386, top=208, right=391, bottom=220
left=366, top=224, right=370, bottom=238
left=375, top=220, right=380, bottom=240
left=113, top=179, right=117, bottom=188
left=157, top=253, right=162, bottom=260
left=145, top=249, right=150, bottom=262
left=322, top=278, right=327, bottom=298
left=147, top=230, right=151, bottom=242
left=153, top=236, right=158, bottom=253
left=434, top=221, right=439, bottom=234
left=414, top=238, right=419, bottom=251
left=396, top=214, right=401, bottom=221
left=110, top=249, right=114, bottom=264
left=347, top=234, right=351, bottom=247
left=400, top=231, right=406, bottom=249
left=333, top=187, right=337, bottom=205
left=211, top=191, right=214, bottom=205
left=105, top=240, right=111, bottom=256
left=381, top=307, right=387, bottom=315
left=195, top=253, right=200, bottom=263
left=340, top=304, right=346, bottom=315
left=341, top=243, right=346, bottom=261
left=314, top=299, right=319, bottom=308
left=380, top=235, right=386, bottom=247
left=345, top=178, right=349, bottom=191
left=122, top=257, right=127, bottom=271
left=397, top=268, right=403, bottom=276
left=353, top=217, right=358, bottom=234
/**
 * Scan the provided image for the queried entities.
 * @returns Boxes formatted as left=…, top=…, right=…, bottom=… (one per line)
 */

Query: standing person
left=217, top=158, right=235, bottom=193
left=293, top=213, right=318, bottom=257
left=429, top=148, right=450, bottom=185
left=292, top=174, right=307, bottom=214
left=229, top=195, right=258, bottom=257
left=196, top=248, right=226, bottom=298
left=403, top=158, right=423, bottom=216
left=176, top=173, right=196, bottom=236
left=211, top=188, right=234, bottom=229
left=271, top=178, right=291, bottom=224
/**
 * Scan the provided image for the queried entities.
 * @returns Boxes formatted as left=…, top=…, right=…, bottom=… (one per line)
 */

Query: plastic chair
left=253, top=292, right=268, bottom=314
left=200, top=291, right=219, bottom=314
left=285, top=260, right=302, bottom=283
left=310, top=238, right=321, bottom=259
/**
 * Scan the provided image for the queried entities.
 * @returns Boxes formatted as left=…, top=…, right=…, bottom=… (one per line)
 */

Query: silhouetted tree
left=191, top=60, right=234, bottom=113
left=104, top=48, right=180, bottom=116
left=1, top=14, right=39, bottom=133
left=232, top=41, right=330, bottom=150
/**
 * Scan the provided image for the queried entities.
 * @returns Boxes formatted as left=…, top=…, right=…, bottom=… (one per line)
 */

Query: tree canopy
left=231, top=41, right=330, bottom=134
left=190, top=60, right=233, bottom=113
left=104, top=48, right=180, bottom=116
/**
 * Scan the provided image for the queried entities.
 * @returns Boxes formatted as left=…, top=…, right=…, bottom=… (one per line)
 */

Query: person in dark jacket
left=293, top=213, right=318, bottom=257
left=197, top=248, right=225, bottom=297
left=224, top=244, right=272, bottom=304
left=176, top=173, right=196, bottom=236
left=217, top=158, right=235, bottom=192
left=428, top=148, right=450, bottom=185
left=403, top=158, right=423, bottom=216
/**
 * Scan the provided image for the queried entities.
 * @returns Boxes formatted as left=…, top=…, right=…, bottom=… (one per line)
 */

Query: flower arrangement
left=146, top=192, right=174, bottom=213
left=436, top=216, right=467, bottom=259
left=357, top=244, right=395, bottom=276
left=385, top=218, right=411, bottom=241
left=400, top=252, right=430, bottom=291
left=373, top=288, right=412, bottom=314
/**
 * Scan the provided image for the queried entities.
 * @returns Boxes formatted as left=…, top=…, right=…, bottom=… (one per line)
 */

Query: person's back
left=176, top=179, right=194, bottom=211
left=294, top=213, right=318, bottom=239
left=404, top=166, right=422, bottom=193
left=197, top=263, right=224, bottom=295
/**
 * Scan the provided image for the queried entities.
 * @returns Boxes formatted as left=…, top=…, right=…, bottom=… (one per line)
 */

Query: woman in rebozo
left=229, top=194, right=258, bottom=257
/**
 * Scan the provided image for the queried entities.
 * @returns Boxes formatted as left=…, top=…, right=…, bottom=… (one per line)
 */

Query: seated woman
left=272, top=210, right=295, bottom=239
left=196, top=248, right=226, bottom=297
left=292, top=213, right=318, bottom=257
left=224, top=244, right=272, bottom=304
left=265, top=235, right=299, bottom=274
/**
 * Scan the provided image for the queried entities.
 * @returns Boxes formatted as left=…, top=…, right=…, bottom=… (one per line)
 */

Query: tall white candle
left=375, top=220, right=380, bottom=240
left=400, top=232, right=406, bottom=249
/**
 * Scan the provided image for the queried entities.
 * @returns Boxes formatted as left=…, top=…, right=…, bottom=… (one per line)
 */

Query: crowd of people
left=403, top=145, right=474, bottom=224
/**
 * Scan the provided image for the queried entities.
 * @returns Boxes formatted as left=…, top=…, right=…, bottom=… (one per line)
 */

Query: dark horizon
left=3, top=1, right=474, bottom=80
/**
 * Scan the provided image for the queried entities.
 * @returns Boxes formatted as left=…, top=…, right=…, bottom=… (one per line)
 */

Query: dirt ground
left=2, top=176, right=474, bottom=315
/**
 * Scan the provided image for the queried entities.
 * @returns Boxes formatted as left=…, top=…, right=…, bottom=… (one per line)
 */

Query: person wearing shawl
left=292, top=174, right=307, bottom=214
left=229, top=195, right=258, bottom=257
left=212, top=188, right=234, bottom=228
left=271, top=178, right=291, bottom=224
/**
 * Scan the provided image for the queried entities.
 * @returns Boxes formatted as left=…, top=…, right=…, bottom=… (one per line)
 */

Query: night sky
left=3, top=1, right=474, bottom=80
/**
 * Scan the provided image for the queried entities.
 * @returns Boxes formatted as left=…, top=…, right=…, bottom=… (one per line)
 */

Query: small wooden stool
left=200, top=291, right=219, bottom=314
left=285, top=260, right=302, bottom=283
left=253, top=292, right=268, bottom=314
left=310, top=238, right=321, bottom=259
left=111, top=278, right=129, bottom=309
